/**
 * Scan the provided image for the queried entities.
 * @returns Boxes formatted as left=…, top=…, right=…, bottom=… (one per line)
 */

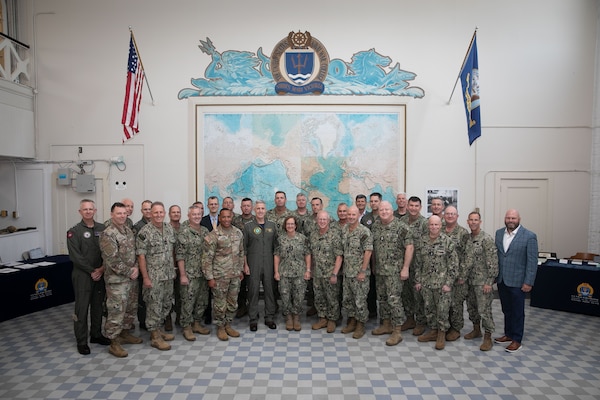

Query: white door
left=497, top=178, right=551, bottom=253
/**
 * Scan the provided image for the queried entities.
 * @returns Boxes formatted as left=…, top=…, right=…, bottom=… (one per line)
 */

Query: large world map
left=201, top=111, right=403, bottom=216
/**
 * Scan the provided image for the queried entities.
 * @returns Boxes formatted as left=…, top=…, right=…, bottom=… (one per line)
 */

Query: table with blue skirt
left=0, top=255, right=74, bottom=322
left=530, top=259, right=600, bottom=316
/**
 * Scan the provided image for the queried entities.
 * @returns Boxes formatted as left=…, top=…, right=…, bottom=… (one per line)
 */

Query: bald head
left=504, top=209, right=521, bottom=232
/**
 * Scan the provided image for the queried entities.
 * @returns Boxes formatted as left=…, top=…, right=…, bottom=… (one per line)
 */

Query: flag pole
left=447, top=28, right=478, bottom=105
left=129, top=27, right=155, bottom=105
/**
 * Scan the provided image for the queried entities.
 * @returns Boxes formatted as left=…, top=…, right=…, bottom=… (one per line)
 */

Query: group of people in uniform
left=67, top=190, right=538, bottom=358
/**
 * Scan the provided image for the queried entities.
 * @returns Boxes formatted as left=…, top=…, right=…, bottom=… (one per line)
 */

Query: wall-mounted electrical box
left=57, top=168, right=71, bottom=186
left=76, top=174, right=96, bottom=193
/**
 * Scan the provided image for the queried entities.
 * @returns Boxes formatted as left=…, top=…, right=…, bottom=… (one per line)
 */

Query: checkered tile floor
left=0, top=299, right=599, bottom=400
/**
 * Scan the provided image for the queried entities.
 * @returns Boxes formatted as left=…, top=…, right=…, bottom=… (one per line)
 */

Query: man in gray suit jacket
left=494, top=209, right=538, bottom=353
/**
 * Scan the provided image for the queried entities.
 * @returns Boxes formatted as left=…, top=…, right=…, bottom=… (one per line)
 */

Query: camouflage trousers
left=105, top=279, right=138, bottom=339
left=402, top=270, right=426, bottom=325
left=376, top=274, right=406, bottom=327
left=142, top=279, right=174, bottom=331
left=279, top=276, right=307, bottom=316
left=179, top=277, right=209, bottom=328
left=421, top=286, right=452, bottom=331
left=450, top=283, right=486, bottom=331
left=342, top=276, right=370, bottom=323
left=469, top=284, right=495, bottom=333
left=313, top=276, right=341, bottom=321
left=211, top=277, right=241, bottom=327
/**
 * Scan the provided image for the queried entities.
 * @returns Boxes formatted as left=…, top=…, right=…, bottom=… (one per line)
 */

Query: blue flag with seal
left=460, top=34, right=481, bottom=145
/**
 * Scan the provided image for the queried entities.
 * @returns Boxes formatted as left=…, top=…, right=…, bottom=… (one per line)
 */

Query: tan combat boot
left=108, top=338, right=128, bottom=358
left=192, top=321, right=210, bottom=335
left=293, top=314, right=301, bottom=331
left=352, top=321, right=365, bottom=339
left=435, top=330, right=446, bottom=350
left=285, top=314, right=294, bottom=331
left=412, top=324, right=426, bottom=336
left=385, top=326, right=403, bottom=346
left=341, top=317, right=356, bottom=334
left=312, top=317, right=328, bottom=330
left=182, top=326, right=196, bottom=341
left=400, top=316, right=416, bottom=331
left=464, top=324, right=482, bottom=340
left=159, top=329, right=175, bottom=341
left=217, top=325, right=228, bottom=341
left=480, top=332, right=493, bottom=351
left=326, top=320, right=336, bottom=333
left=225, top=323, right=240, bottom=337
left=445, top=327, right=461, bottom=341
left=119, top=329, right=143, bottom=344
left=418, top=329, right=438, bottom=342
left=372, top=318, right=393, bottom=335
left=150, top=330, right=171, bottom=351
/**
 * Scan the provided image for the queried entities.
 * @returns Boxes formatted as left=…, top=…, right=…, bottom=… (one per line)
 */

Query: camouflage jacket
left=136, top=222, right=176, bottom=282
left=464, top=230, right=499, bottom=286
left=100, top=223, right=137, bottom=284
left=202, top=225, right=244, bottom=280
left=275, top=233, right=311, bottom=278
left=342, top=224, right=373, bottom=278
left=308, top=227, right=343, bottom=278
left=414, top=233, right=458, bottom=289
left=175, top=224, right=209, bottom=278
left=371, top=217, right=411, bottom=276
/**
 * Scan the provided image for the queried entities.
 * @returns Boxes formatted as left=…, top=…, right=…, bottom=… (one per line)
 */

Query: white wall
left=6, top=0, right=595, bottom=257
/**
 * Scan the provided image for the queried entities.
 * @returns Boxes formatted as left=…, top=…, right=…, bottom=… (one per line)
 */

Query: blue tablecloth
left=0, top=255, right=74, bottom=322
left=530, top=260, right=600, bottom=316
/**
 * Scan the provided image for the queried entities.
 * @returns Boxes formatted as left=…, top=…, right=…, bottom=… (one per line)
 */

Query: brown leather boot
left=293, top=314, right=301, bottom=331
left=159, top=329, right=174, bottom=341
left=352, top=321, right=365, bottom=339
left=217, top=325, right=228, bottom=341
left=192, top=321, right=210, bottom=335
left=150, top=330, right=171, bottom=351
left=326, top=320, right=336, bottom=333
left=464, top=324, right=482, bottom=339
left=480, top=332, right=493, bottom=351
left=285, top=314, right=294, bottom=331
left=312, top=317, right=328, bottom=330
left=341, top=317, right=356, bottom=334
left=182, top=326, right=196, bottom=341
left=372, top=318, right=392, bottom=335
left=164, top=314, right=173, bottom=332
left=119, top=329, right=143, bottom=344
left=445, top=327, right=461, bottom=341
left=418, top=329, right=438, bottom=342
left=108, top=338, right=128, bottom=358
left=435, top=330, right=446, bottom=350
left=225, top=324, right=240, bottom=337
left=400, top=316, right=416, bottom=331
left=412, top=324, right=426, bottom=336
left=385, top=326, right=403, bottom=346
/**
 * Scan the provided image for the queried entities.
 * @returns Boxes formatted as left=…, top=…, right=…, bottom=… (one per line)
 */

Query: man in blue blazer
left=494, top=209, right=538, bottom=353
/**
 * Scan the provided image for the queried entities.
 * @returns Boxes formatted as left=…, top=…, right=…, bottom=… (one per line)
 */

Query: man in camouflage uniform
left=100, top=202, right=143, bottom=358
left=104, top=197, right=134, bottom=229
left=370, top=201, right=413, bottom=346
left=176, top=205, right=210, bottom=341
left=233, top=197, right=256, bottom=318
left=133, top=199, right=152, bottom=330
left=442, top=206, right=470, bottom=342
left=340, top=205, right=373, bottom=339
left=202, top=208, right=245, bottom=341
left=309, top=211, right=343, bottom=333
left=399, top=196, right=428, bottom=335
left=266, top=190, right=293, bottom=233
left=464, top=211, right=498, bottom=351
left=292, top=193, right=311, bottom=235
left=136, top=202, right=177, bottom=351
left=414, top=215, right=458, bottom=350
left=67, top=199, right=108, bottom=355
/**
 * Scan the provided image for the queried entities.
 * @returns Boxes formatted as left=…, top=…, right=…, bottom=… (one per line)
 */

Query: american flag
left=121, top=34, right=145, bottom=142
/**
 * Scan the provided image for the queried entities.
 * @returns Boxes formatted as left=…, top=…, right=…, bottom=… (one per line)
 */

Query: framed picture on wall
left=190, top=97, right=407, bottom=217
left=426, top=188, right=458, bottom=217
